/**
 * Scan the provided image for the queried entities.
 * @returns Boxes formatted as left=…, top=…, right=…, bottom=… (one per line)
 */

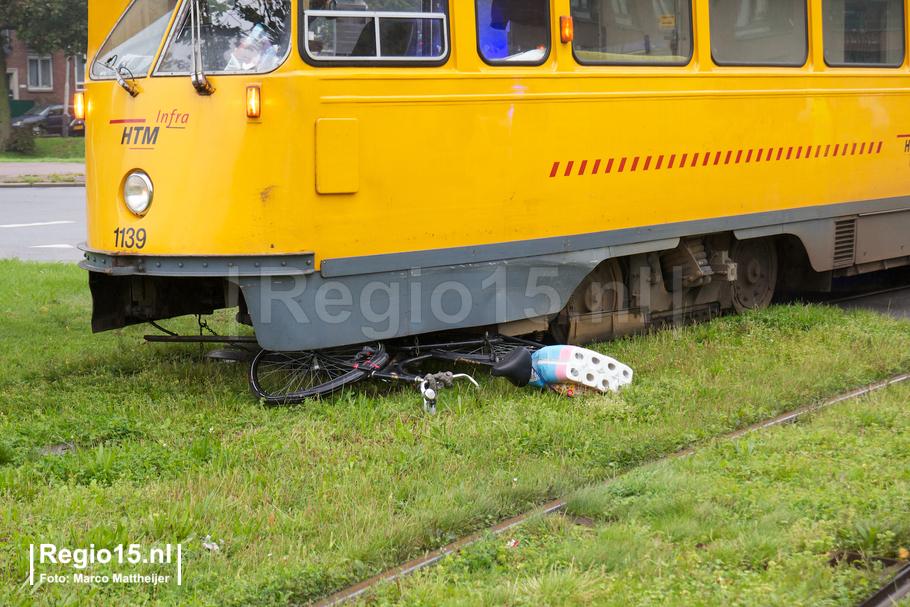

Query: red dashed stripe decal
left=550, top=141, right=886, bottom=177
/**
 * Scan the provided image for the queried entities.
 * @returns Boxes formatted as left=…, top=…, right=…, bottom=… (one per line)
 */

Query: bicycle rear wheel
left=249, top=342, right=388, bottom=404
left=426, top=334, right=543, bottom=366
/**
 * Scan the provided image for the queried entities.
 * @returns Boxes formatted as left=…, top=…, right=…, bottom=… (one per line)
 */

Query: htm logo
left=121, top=126, right=159, bottom=147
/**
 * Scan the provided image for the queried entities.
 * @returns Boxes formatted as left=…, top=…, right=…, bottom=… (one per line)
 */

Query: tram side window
left=823, top=0, right=904, bottom=67
left=157, top=0, right=292, bottom=75
left=710, top=0, right=808, bottom=66
left=91, top=0, right=179, bottom=79
left=476, top=0, right=550, bottom=64
left=571, top=0, right=692, bottom=65
left=303, top=1, right=448, bottom=62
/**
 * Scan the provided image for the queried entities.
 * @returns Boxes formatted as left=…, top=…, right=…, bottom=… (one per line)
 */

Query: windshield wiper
left=190, top=0, right=215, bottom=95
left=97, top=55, right=139, bottom=97
left=115, top=66, right=140, bottom=97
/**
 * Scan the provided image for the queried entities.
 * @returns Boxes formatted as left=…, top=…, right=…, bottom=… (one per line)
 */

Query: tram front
left=80, top=0, right=306, bottom=339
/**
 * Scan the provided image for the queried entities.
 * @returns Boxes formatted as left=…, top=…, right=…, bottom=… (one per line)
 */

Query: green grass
left=0, top=137, right=85, bottom=162
left=2, top=259, right=910, bottom=605
left=361, top=383, right=910, bottom=606
left=0, top=173, right=83, bottom=183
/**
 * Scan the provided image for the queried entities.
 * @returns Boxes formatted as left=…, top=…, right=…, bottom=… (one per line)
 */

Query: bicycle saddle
left=491, top=346, right=533, bottom=387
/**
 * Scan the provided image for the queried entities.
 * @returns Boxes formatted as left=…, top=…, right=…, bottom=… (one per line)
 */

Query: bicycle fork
left=419, top=373, right=479, bottom=414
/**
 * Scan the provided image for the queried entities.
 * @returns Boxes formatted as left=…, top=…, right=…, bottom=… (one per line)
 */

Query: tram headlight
left=123, top=171, right=153, bottom=216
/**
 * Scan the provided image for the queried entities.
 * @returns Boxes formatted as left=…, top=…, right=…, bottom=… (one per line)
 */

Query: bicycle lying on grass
left=248, top=333, right=544, bottom=410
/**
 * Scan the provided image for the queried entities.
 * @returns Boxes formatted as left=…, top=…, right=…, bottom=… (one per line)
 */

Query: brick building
left=4, top=30, right=85, bottom=114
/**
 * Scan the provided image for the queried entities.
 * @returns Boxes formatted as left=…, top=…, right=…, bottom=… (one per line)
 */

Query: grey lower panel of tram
left=236, top=249, right=610, bottom=351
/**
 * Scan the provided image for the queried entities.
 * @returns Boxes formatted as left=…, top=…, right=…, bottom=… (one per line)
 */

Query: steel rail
left=311, top=371, right=910, bottom=606
left=824, top=284, right=910, bottom=305
left=857, top=562, right=910, bottom=607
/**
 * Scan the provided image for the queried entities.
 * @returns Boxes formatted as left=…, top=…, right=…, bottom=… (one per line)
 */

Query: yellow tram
left=81, top=0, right=910, bottom=363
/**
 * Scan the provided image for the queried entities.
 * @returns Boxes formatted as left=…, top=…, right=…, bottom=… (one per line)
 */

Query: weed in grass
left=189, top=431, right=220, bottom=463
left=0, top=443, right=15, bottom=466
left=453, top=532, right=510, bottom=573
left=508, top=562, right=599, bottom=606
left=562, top=523, right=650, bottom=572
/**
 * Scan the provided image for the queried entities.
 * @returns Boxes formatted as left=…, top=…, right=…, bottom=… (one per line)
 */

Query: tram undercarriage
left=84, top=227, right=889, bottom=348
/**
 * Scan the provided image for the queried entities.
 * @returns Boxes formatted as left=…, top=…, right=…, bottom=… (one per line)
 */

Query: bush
left=5, top=128, right=36, bottom=155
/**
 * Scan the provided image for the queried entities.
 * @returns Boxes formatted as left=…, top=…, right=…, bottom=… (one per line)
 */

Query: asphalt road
left=0, top=188, right=87, bottom=262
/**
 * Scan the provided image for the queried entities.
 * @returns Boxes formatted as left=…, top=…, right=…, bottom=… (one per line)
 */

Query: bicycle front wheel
left=249, top=342, right=388, bottom=404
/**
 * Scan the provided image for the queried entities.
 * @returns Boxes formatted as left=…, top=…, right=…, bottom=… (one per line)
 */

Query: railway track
left=824, top=285, right=910, bottom=306
left=312, top=372, right=910, bottom=607
left=776, top=265, right=910, bottom=315
left=857, top=562, right=910, bottom=607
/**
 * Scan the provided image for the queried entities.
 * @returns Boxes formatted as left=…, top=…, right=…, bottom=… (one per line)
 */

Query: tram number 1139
left=113, top=227, right=147, bottom=249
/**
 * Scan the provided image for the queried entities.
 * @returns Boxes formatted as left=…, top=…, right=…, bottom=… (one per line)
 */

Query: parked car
left=70, top=118, right=85, bottom=137
left=11, top=104, right=84, bottom=137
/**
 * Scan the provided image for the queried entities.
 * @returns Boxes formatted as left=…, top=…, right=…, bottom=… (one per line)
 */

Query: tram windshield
left=91, top=0, right=179, bottom=79
left=303, top=0, right=447, bottom=62
left=157, top=0, right=292, bottom=74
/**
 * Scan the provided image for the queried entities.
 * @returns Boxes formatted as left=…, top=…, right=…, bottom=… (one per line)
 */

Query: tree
left=0, top=1, right=26, bottom=150
left=0, top=0, right=87, bottom=150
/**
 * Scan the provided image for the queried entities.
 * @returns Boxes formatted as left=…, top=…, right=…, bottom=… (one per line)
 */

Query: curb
left=0, top=181, right=85, bottom=188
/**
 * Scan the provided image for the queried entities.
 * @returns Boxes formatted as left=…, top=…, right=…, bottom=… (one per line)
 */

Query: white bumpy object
left=529, top=345, right=633, bottom=393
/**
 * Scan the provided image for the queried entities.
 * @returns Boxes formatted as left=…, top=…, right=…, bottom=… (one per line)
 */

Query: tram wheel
left=730, top=238, right=778, bottom=311
left=249, top=342, right=388, bottom=404
left=550, top=258, right=624, bottom=343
